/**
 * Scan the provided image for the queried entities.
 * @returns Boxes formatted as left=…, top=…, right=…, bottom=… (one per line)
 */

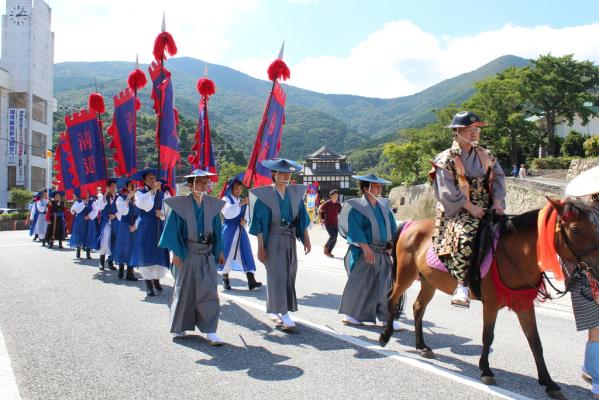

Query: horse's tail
left=388, top=221, right=408, bottom=320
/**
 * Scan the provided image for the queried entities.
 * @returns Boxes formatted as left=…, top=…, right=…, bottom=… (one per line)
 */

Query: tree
left=212, top=161, right=246, bottom=197
left=584, top=135, right=599, bottom=157
left=464, top=67, right=541, bottom=166
left=561, top=130, right=589, bottom=157
left=384, top=142, right=431, bottom=185
left=520, top=54, right=599, bottom=156
left=10, top=188, right=34, bottom=209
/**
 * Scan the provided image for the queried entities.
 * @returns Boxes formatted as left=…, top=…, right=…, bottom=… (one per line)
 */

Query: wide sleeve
left=115, top=197, right=129, bottom=220
left=388, top=209, right=398, bottom=235
left=295, top=201, right=311, bottom=244
left=211, top=214, right=224, bottom=258
left=433, top=167, right=467, bottom=217
left=346, top=208, right=368, bottom=245
left=70, top=201, right=84, bottom=214
left=492, top=162, right=506, bottom=207
left=221, top=199, right=241, bottom=220
left=249, top=198, right=271, bottom=246
left=36, top=201, right=45, bottom=212
left=95, top=194, right=107, bottom=211
left=158, top=211, right=188, bottom=261
left=135, top=190, right=155, bottom=212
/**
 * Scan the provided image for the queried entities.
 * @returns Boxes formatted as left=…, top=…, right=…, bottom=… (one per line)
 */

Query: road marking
left=219, top=292, right=535, bottom=400
left=0, top=328, right=21, bottom=400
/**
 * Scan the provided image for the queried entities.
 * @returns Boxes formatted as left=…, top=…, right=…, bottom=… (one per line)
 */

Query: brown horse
left=379, top=198, right=599, bottom=399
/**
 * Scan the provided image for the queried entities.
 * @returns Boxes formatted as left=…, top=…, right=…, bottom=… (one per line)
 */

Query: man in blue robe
left=219, top=173, right=261, bottom=291
left=249, top=158, right=311, bottom=332
left=130, top=169, right=170, bottom=297
left=159, top=170, right=226, bottom=345
left=97, top=178, right=118, bottom=271
left=69, top=188, right=87, bottom=258
left=338, top=173, right=400, bottom=330
left=113, top=178, right=138, bottom=281
left=82, top=192, right=102, bottom=260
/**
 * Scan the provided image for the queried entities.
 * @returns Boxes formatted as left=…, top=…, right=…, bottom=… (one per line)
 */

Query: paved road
left=0, top=228, right=590, bottom=399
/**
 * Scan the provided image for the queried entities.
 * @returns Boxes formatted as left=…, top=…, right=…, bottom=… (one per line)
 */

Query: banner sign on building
left=16, top=108, right=26, bottom=185
left=7, top=108, right=16, bottom=166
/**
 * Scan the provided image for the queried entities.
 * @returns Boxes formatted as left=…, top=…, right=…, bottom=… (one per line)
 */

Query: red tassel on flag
left=267, top=59, right=290, bottom=81
left=128, top=69, right=148, bottom=90
left=153, top=31, right=178, bottom=61
left=134, top=98, right=141, bottom=111
left=88, top=93, right=106, bottom=114
left=197, top=78, right=216, bottom=97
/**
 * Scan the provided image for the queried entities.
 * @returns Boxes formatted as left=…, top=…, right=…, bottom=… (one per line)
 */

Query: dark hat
left=131, top=168, right=158, bottom=181
left=50, top=190, right=65, bottom=198
left=107, top=178, right=118, bottom=186
left=446, top=111, right=488, bottom=129
left=116, top=177, right=133, bottom=190
left=351, top=173, right=391, bottom=185
left=261, top=158, right=302, bottom=173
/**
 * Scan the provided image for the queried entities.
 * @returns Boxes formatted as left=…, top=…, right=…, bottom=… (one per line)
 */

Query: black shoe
left=246, top=272, right=262, bottom=291
left=33, top=234, right=38, bottom=242
left=76, top=247, right=81, bottom=258
left=108, top=259, right=116, bottom=270
left=86, top=249, right=91, bottom=259
left=145, top=280, right=156, bottom=297
left=118, top=264, right=124, bottom=280
left=41, top=240, right=46, bottom=247
left=59, top=241, right=64, bottom=249
left=223, top=274, right=232, bottom=290
left=153, top=280, right=163, bottom=292
left=125, top=266, right=138, bottom=281
left=48, top=241, right=53, bottom=249
left=99, top=255, right=105, bottom=270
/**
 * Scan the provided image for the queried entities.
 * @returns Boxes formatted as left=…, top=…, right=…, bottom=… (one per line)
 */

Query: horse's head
left=548, top=197, right=599, bottom=280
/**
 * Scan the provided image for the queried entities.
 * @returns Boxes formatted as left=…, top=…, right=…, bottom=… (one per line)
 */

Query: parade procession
left=2, top=1, right=599, bottom=399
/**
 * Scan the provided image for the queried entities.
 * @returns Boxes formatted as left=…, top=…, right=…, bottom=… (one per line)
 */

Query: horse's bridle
left=557, top=220, right=599, bottom=279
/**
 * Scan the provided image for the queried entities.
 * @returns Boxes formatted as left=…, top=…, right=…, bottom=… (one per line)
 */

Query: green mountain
left=53, top=54, right=529, bottom=163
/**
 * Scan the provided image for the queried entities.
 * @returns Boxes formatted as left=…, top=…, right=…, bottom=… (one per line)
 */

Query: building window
left=32, top=131, right=47, bottom=158
left=312, top=162, right=317, bottom=170
left=32, top=95, right=47, bottom=124
left=335, top=162, right=340, bottom=170
left=8, top=92, right=27, bottom=108
left=31, top=166, right=46, bottom=192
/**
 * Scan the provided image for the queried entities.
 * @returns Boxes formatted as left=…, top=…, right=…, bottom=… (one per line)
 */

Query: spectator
left=511, top=164, right=519, bottom=177
left=518, top=164, right=528, bottom=178
left=319, top=189, right=342, bottom=258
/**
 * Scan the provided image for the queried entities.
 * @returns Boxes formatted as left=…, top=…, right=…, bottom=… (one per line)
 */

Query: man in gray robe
left=338, top=173, right=399, bottom=329
left=430, top=111, right=506, bottom=307
left=159, top=170, right=226, bottom=345
left=249, top=158, right=312, bottom=332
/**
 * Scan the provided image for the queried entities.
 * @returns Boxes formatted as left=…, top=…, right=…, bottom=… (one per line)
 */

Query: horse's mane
left=502, top=208, right=540, bottom=236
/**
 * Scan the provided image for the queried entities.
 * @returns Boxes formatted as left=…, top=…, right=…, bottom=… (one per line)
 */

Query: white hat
left=566, top=166, right=599, bottom=197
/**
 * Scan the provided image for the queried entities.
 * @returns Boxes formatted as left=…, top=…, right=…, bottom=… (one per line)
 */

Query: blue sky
left=4, top=0, right=599, bottom=98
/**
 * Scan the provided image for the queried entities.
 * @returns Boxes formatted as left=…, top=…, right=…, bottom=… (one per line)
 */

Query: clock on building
left=8, top=5, right=28, bottom=26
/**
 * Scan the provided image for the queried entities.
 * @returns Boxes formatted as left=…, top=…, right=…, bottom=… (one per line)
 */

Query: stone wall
left=389, top=178, right=563, bottom=220
left=567, top=158, right=599, bottom=180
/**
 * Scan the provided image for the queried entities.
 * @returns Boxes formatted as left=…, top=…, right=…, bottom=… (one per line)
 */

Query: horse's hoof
left=419, top=349, right=435, bottom=359
left=546, top=390, right=567, bottom=400
left=378, top=334, right=390, bottom=347
left=480, top=376, right=496, bottom=386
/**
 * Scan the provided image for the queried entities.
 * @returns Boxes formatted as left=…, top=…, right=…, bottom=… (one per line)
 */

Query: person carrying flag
left=96, top=178, right=118, bottom=270
left=159, top=169, right=226, bottom=345
left=249, top=158, right=311, bottom=332
left=32, top=190, right=49, bottom=246
left=69, top=188, right=87, bottom=258
left=112, top=178, right=138, bottom=281
left=44, top=190, right=67, bottom=249
left=219, top=174, right=262, bottom=291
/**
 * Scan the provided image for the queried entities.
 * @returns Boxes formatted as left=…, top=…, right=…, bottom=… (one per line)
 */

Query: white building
left=0, top=0, right=54, bottom=207
left=527, top=103, right=599, bottom=138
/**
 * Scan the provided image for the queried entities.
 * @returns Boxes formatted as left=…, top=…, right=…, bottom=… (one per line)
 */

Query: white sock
left=172, top=331, right=187, bottom=337
left=207, top=332, right=223, bottom=343
left=346, top=315, right=362, bottom=324
left=280, top=313, right=295, bottom=326
left=392, top=320, right=400, bottom=330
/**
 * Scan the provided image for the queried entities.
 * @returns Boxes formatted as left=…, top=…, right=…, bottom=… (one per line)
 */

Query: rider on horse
left=429, top=111, right=506, bottom=307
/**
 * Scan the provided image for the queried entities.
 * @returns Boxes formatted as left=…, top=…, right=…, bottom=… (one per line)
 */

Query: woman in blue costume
left=69, top=188, right=88, bottom=258
left=249, top=158, right=311, bottom=332
left=82, top=191, right=102, bottom=260
left=159, top=170, right=226, bottom=345
left=96, top=178, right=118, bottom=271
left=130, top=169, right=170, bottom=297
left=28, top=191, right=44, bottom=242
left=112, top=178, right=139, bottom=281
left=338, top=173, right=400, bottom=330
left=220, top=173, right=262, bottom=291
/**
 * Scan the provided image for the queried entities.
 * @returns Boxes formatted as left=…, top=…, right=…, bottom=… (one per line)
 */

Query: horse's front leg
left=516, top=307, right=565, bottom=399
left=479, top=301, right=499, bottom=385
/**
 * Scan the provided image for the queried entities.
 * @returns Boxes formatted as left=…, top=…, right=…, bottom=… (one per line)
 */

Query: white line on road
left=219, top=292, right=535, bottom=400
left=0, top=328, right=21, bottom=400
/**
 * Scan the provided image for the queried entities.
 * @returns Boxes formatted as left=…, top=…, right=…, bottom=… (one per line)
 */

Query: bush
left=9, top=188, right=34, bottom=209
left=561, top=131, right=589, bottom=157
left=0, top=211, right=29, bottom=221
left=584, top=136, right=599, bottom=157
left=531, top=157, right=574, bottom=170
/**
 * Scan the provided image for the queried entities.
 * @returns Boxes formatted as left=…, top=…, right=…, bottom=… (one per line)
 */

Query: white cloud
left=233, top=21, right=599, bottom=98
left=48, top=0, right=261, bottom=64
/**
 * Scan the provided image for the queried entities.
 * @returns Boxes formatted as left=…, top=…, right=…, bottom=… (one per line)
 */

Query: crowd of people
left=23, top=110, right=599, bottom=398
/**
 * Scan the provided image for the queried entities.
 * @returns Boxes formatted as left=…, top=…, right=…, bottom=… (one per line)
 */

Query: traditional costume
left=429, top=111, right=505, bottom=307
left=32, top=191, right=49, bottom=246
left=28, top=192, right=43, bottom=241
left=69, top=189, right=88, bottom=258
left=219, top=173, right=261, bottom=291
left=159, top=170, right=225, bottom=345
left=130, top=168, right=170, bottom=296
left=338, top=174, right=398, bottom=327
left=96, top=179, right=118, bottom=270
left=563, top=166, right=599, bottom=398
left=249, top=159, right=311, bottom=331
left=112, top=177, right=138, bottom=281
left=82, top=195, right=101, bottom=259
left=44, top=191, right=66, bottom=249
